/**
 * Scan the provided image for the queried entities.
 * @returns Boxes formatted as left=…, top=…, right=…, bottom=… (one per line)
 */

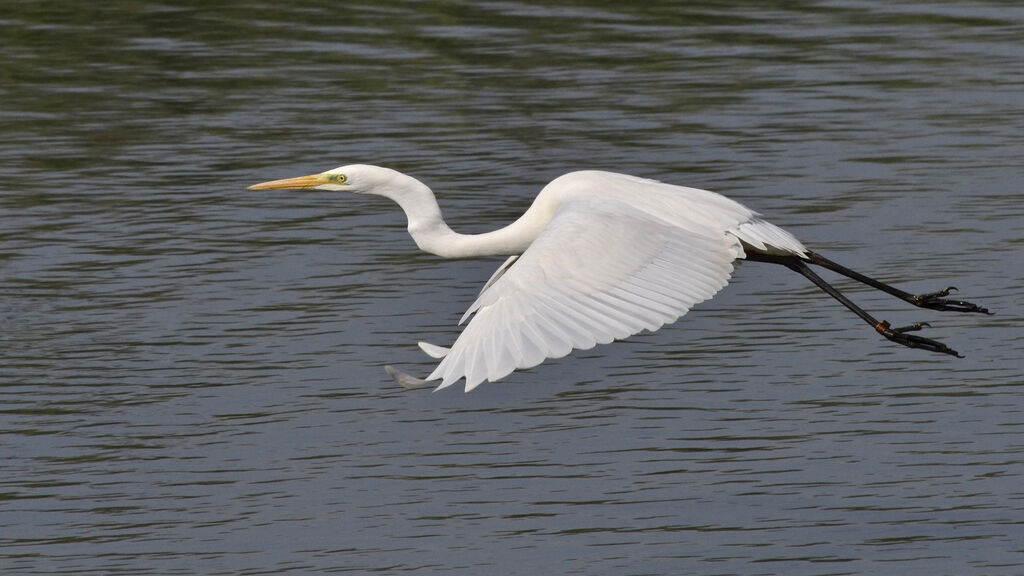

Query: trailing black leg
left=743, top=249, right=964, bottom=357
left=781, top=258, right=962, bottom=357
left=805, top=251, right=991, bottom=314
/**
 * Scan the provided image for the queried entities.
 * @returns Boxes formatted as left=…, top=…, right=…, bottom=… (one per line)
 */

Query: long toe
left=911, top=288, right=991, bottom=314
left=891, top=322, right=930, bottom=333
left=881, top=323, right=963, bottom=357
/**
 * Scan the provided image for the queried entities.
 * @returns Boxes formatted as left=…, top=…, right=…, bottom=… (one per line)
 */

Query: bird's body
left=249, top=165, right=989, bottom=392
left=405, top=168, right=807, bottom=260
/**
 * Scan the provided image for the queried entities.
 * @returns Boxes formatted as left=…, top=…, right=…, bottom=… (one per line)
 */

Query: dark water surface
left=3, top=2, right=1023, bottom=574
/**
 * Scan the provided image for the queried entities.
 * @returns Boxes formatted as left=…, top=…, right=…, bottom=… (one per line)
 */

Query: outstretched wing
left=425, top=197, right=741, bottom=392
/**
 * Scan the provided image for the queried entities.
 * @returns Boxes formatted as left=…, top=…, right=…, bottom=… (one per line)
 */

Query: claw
left=910, top=287, right=991, bottom=315
left=922, top=286, right=957, bottom=298
left=876, top=320, right=963, bottom=358
left=891, top=322, right=930, bottom=333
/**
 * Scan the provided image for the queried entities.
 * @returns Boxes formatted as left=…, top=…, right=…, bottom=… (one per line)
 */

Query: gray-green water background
left=2, top=2, right=1023, bottom=574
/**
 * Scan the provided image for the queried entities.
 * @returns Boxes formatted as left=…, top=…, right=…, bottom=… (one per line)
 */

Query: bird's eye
left=327, top=174, right=348, bottom=184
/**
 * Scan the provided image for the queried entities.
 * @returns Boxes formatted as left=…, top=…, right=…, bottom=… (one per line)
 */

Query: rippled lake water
left=2, top=2, right=1023, bottom=574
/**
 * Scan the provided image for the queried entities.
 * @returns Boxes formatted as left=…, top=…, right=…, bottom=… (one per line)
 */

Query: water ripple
left=2, top=1, right=1022, bottom=574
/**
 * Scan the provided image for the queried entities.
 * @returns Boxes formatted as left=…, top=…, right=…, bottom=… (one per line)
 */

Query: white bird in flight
left=249, top=165, right=990, bottom=392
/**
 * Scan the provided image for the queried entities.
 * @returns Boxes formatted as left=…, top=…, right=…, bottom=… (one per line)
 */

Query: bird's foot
left=875, top=321, right=963, bottom=358
left=910, top=286, right=992, bottom=314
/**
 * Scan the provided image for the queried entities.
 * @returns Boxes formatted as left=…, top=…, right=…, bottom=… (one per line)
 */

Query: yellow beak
left=247, top=174, right=325, bottom=191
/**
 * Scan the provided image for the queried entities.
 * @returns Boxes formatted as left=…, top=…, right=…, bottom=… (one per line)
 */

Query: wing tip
left=384, top=365, right=429, bottom=389
left=417, top=341, right=450, bottom=359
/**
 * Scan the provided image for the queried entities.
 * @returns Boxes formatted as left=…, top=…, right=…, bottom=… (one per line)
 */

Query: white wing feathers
left=417, top=341, right=450, bottom=358
left=477, top=255, right=519, bottom=296
left=426, top=197, right=739, bottom=392
left=731, top=217, right=807, bottom=257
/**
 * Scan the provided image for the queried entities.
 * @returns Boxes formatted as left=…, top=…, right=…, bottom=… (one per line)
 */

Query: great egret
left=249, top=165, right=990, bottom=392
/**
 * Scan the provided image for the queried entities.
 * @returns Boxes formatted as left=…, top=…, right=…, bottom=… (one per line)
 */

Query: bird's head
left=247, top=164, right=409, bottom=195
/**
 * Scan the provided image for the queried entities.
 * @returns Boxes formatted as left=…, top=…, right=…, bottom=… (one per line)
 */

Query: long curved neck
left=386, top=178, right=545, bottom=259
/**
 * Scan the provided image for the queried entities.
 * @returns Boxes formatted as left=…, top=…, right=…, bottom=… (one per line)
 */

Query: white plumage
left=249, top=165, right=808, bottom=391
left=433, top=198, right=736, bottom=389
